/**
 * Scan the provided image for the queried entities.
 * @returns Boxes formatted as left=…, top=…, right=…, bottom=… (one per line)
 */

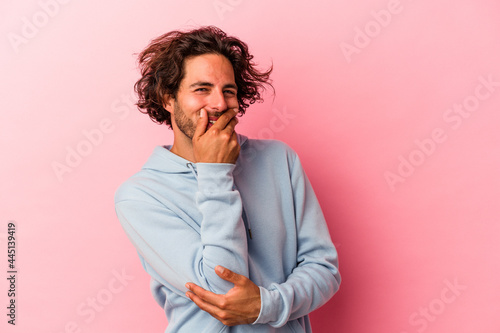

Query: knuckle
left=219, top=300, right=228, bottom=310
left=219, top=311, right=229, bottom=321
left=230, top=142, right=240, bottom=152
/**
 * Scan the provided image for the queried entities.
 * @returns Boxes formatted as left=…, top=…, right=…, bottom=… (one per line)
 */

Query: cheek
left=183, top=97, right=206, bottom=115
left=227, top=96, right=239, bottom=108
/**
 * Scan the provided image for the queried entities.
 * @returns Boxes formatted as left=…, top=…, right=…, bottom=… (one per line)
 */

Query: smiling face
left=163, top=53, right=239, bottom=141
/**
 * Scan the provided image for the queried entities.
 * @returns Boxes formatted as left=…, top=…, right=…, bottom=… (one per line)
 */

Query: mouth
left=207, top=115, right=220, bottom=129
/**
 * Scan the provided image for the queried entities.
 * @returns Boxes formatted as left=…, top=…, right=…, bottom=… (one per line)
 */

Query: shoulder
left=235, top=138, right=301, bottom=179
left=114, top=145, right=187, bottom=204
left=241, top=138, right=298, bottom=163
left=114, top=170, right=157, bottom=205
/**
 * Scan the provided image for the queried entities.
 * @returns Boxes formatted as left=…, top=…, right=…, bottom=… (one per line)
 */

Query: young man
left=115, top=26, right=340, bottom=332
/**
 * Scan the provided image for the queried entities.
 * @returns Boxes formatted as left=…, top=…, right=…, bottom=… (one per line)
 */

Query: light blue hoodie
left=115, top=134, right=340, bottom=332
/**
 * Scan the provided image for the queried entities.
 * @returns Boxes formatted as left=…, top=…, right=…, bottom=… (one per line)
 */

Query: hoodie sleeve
left=115, top=162, right=248, bottom=295
left=253, top=152, right=341, bottom=327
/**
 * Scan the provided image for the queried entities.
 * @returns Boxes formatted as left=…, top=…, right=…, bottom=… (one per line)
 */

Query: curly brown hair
left=134, top=26, right=273, bottom=128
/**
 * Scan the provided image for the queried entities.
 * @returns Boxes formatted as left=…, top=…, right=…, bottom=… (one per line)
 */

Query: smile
left=207, top=118, right=218, bottom=129
left=207, top=115, right=220, bottom=129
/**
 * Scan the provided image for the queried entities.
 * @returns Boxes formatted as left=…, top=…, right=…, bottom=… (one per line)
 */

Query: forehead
left=181, top=53, right=235, bottom=85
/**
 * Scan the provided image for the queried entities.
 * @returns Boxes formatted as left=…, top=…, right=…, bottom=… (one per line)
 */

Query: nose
left=206, top=89, right=228, bottom=112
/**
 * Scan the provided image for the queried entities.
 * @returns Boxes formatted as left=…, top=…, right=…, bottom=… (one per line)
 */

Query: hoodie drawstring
left=186, top=163, right=198, bottom=179
left=242, top=206, right=253, bottom=240
left=234, top=182, right=252, bottom=240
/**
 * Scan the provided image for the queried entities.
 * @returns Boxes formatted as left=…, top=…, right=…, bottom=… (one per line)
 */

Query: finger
left=229, top=107, right=240, bottom=130
left=186, top=291, right=225, bottom=320
left=193, top=108, right=208, bottom=139
left=185, top=283, right=223, bottom=306
left=221, top=117, right=238, bottom=135
left=211, top=108, right=238, bottom=131
left=215, top=266, right=246, bottom=286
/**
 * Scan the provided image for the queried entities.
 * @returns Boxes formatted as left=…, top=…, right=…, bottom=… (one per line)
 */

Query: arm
left=115, top=162, right=248, bottom=295
left=115, top=109, right=249, bottom=295
left=185, top=150, right=340, bottom=327
left=255, top=152, right=341, bottom=326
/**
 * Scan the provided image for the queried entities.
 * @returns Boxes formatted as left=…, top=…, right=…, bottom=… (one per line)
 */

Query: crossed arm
left=185, top=110, right=261, bottom=326
left=187, top=112, right=340, bottom=325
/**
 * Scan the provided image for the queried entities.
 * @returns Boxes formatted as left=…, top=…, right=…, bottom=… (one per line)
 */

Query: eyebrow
left=189, top=81, right=237, bottom=90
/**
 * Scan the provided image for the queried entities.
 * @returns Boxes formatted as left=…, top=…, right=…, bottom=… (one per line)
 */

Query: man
left=115, top=26, right=340, bottom=332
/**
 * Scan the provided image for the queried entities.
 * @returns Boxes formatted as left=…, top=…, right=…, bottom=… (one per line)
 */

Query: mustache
left=207, top=112, right=225, bottom=117
left=205, top=110, right=232, bottom=117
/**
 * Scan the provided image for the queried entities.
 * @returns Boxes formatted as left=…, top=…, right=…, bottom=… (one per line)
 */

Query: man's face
left=164, top=53, right=239, bottom=140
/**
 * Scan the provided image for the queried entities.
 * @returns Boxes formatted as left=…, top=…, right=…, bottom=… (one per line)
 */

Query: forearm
left=256, top=258, right=340, bottom=326
left=196, top=162, right=249, bottom=292
left=115, top=164, right=249, bottom=296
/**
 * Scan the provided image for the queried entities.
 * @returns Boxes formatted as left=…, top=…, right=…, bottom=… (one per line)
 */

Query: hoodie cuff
left=253, top=286, right=282, bottom=326
left=196, top=163, right=236, bottom=193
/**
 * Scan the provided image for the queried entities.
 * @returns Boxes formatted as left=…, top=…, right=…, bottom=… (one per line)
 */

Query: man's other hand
left=185, top=266, right=261, bottom=326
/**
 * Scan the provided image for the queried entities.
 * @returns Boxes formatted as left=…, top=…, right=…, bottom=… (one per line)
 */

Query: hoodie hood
left=142, top=133, right=249, bottom=174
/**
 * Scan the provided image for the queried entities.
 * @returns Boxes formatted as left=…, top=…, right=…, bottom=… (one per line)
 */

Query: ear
left=163, top=94, right=175, bottom=113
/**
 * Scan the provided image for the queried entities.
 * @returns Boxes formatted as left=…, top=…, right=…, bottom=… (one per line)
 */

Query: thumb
left=193, top=108, right=208, bottom=140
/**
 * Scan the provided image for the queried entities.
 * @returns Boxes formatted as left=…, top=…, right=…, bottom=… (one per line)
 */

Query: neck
left=169, top=134, right=196, bottom=162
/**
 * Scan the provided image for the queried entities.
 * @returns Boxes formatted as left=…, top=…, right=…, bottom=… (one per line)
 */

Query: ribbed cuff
left=253, top=286, right=281, bottom=326
left=196, top=163, right=236, bottom=193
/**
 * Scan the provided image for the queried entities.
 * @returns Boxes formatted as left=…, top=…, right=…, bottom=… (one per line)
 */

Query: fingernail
left=185, top=283, right=191, bottom=290
left=216, top=266, right=224, bottom=274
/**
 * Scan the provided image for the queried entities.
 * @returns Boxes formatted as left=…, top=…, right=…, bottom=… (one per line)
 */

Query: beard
left=172, top=102, right=227, bottom=139
left=172, top=102, right=197, bottom=140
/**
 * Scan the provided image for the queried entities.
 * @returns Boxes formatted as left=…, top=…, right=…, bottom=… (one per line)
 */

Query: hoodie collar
left=142, top=133, right=248, bottom=174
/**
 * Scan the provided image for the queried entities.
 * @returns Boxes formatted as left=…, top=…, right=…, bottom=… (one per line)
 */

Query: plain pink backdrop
left=1, top=0, right=499, bottom=332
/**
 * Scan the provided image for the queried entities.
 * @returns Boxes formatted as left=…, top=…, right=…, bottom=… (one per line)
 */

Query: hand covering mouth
left=207, top=112, right=224, bottom=129
left=205, top=108, right=237, bottom=129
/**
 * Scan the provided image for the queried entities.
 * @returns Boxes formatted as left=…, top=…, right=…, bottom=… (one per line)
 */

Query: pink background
left=2, top=0, right=500, bottom=332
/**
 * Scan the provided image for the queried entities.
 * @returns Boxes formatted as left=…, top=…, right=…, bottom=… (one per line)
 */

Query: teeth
left=209, top=120, right=216, bottom=124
